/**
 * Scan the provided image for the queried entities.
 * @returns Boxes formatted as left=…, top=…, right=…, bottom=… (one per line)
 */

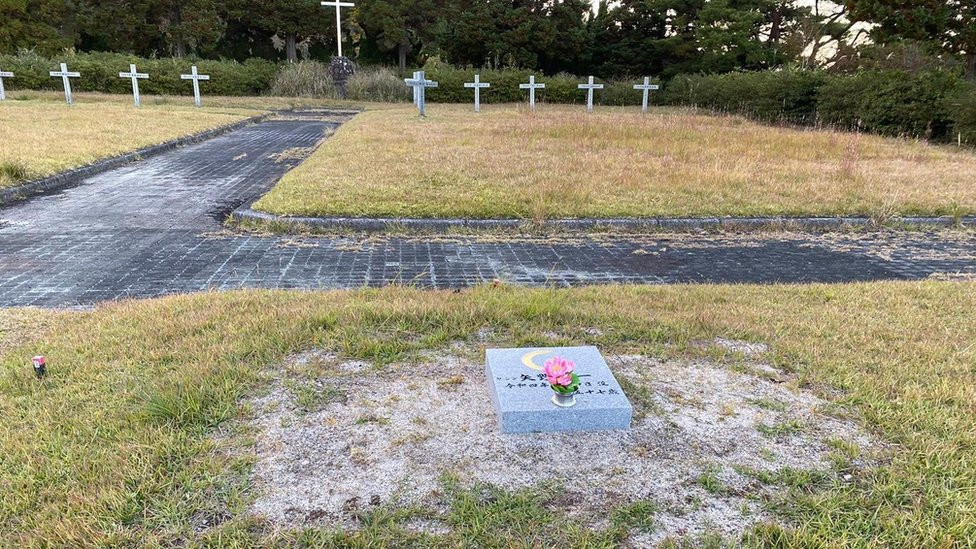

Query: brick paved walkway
left=1, top=112, right=974, bottom=307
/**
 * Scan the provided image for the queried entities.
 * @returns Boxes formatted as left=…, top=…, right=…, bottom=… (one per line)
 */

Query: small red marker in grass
left=32, top=356, right=46, bottom=379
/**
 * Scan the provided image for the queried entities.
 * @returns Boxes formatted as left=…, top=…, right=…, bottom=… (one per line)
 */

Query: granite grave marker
left=485, top=346, right=633, bottom=433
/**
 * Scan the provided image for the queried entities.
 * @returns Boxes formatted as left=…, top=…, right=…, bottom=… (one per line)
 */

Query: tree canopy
left=1, top=0, right=972, bottom=79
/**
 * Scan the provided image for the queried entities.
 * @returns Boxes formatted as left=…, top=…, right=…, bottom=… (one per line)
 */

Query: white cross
left=0, top=69, right=13, bottom=101
left=519, top=75, right=546, bottom=111
left=463, top=74, right=491, bottom=112
left=578, top=75, right=604, bottom=113
left=49, top=63, right=80, bottom=106
left=634, top=77, right=660, bottom=113
left=321, top=1, right=355, bottom=58
left=119, top=64, right=149, bottom=108
left=411, top=70, right=421, bottom=107
left=404, top=71, right=438, bottom=117
left=180, top=66, right=210, bottom=108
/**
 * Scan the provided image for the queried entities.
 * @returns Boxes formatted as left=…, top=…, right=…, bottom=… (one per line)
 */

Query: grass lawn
left=2, top=283, right=975, bottom=546
left=0, top=91, right=377, bottom=190
left=253, top=104, right=976, bottom=220
left=0, top=94, right=259, bottom=189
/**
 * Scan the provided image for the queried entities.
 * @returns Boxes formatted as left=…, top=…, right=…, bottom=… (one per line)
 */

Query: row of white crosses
left=405, top=73, right=660, bottom=116
left=0, top=63, right=211, bottom=107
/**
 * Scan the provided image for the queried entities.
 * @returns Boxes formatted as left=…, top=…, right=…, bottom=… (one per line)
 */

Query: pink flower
left=543, top=356, right=575, bottom=387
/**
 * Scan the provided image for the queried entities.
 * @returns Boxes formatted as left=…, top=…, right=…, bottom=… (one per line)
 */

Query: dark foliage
left=0, top=51, right=277, bottom=96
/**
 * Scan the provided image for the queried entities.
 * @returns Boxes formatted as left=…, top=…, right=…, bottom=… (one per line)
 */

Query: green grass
left=0, top=159, right=31, bottom=188
left=757, top=419, right=808, bottom=438
left=697, top=465, right=728, bottom=495
left=1, top=282, right=975, bottom=546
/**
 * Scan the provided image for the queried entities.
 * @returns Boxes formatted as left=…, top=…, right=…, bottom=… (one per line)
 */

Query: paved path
left=1, top=112, right=974, bottom=308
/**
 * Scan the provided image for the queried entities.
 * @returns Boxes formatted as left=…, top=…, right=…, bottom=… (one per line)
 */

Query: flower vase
left=551, top=389, right=578, bottom=408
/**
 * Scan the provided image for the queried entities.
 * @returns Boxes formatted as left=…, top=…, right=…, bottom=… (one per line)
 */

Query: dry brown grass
left=0, top=96, right=262, bottom=188
left=254, top=104, right=976, bottom=219
left=0, top=92, right=404, bottom=189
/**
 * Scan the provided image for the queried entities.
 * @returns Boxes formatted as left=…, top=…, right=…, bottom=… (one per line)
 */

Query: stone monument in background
left=321, top=0, right=356, bottom=99
left=329, top=56, right=356, bottom=99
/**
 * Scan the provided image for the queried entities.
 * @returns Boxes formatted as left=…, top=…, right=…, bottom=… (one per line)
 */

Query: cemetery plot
left=0, top=100, right=260, bottom=188
left=249, top=348, right=880, bottom=544
left=0, top=283, right=973, bottom=545
left=253, top=104, right=976, bottom=221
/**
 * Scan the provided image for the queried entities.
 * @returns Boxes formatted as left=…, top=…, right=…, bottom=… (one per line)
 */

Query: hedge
left=816, top=69, right=959, bottom=139
left=2, top=50, right=976, bottom=145
left=0, top=51, right=278, bottom=96
left=419, top=63, right=661, bottom=106
left=661, top=67, right=975, bottom=143
left=661, top=69, right=827, bottom=124
left=948, top=83, right=976, bottom=144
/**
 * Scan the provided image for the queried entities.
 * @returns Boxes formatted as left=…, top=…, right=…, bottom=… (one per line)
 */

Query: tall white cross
left=49, top=63, right=80, bottom=106
left=404, top=70, right=437, bottom=117
left=519, top=75, right=545, bottom=111
left=321, top=1, right=355, bottom=58
left=180, top=65, right=210, bottom=108
left=119, top=64, right=149, bottom=108
left=634, top=77, right=660, bottom=113
left=463, top=74, right=491, bottom=112
left=578, top=76, right=604, bottom=113
left=0, top=69, right=13, bottom=101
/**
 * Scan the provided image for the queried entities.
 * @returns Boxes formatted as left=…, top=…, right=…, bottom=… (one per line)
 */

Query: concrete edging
left=0, top=113, right=270, bottom=207
left=231, top=206, right=974, bottom=233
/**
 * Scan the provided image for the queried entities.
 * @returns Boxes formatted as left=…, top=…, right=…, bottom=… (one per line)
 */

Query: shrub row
left=661, top=68, right=976, bottom=142
left=419, top=64, right=660, bottom=106
left=0, top=51, right=278, bottom=96
left=269, top=61, right=410, bottom=102
left=419, top=64, right=976, bottom=144
left=3, top=50, right=975, bottom=144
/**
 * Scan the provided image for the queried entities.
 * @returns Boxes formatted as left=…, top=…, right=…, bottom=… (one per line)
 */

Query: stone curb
left=231, top=207, right=975, bottom=233
left=0, top=113, right=271, bottom=207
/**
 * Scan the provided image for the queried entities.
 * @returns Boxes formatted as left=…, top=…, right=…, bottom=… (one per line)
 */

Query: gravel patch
left=248, top=348, right=881, bottom=543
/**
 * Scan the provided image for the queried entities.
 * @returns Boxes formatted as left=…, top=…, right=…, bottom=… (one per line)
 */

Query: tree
left=359, top=0, right=443, bottom=70
left=696, top=0, right=806, bottom=72
left=847, top=0, right=976, bottom=79
left=77, top=0, right=159, bottom=55
left=599, top=0, right=706, bottom=78
left=229, top=0, right=333, bottom=62
left=538, top=0, right=593, bottom=75
left=153, top=0, right=226, bottom=57
left=432, top=0, right=592, bottom=73
left=0, top=0, right=76, bottom=55
left=597, top=0, right=808, bottom=78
